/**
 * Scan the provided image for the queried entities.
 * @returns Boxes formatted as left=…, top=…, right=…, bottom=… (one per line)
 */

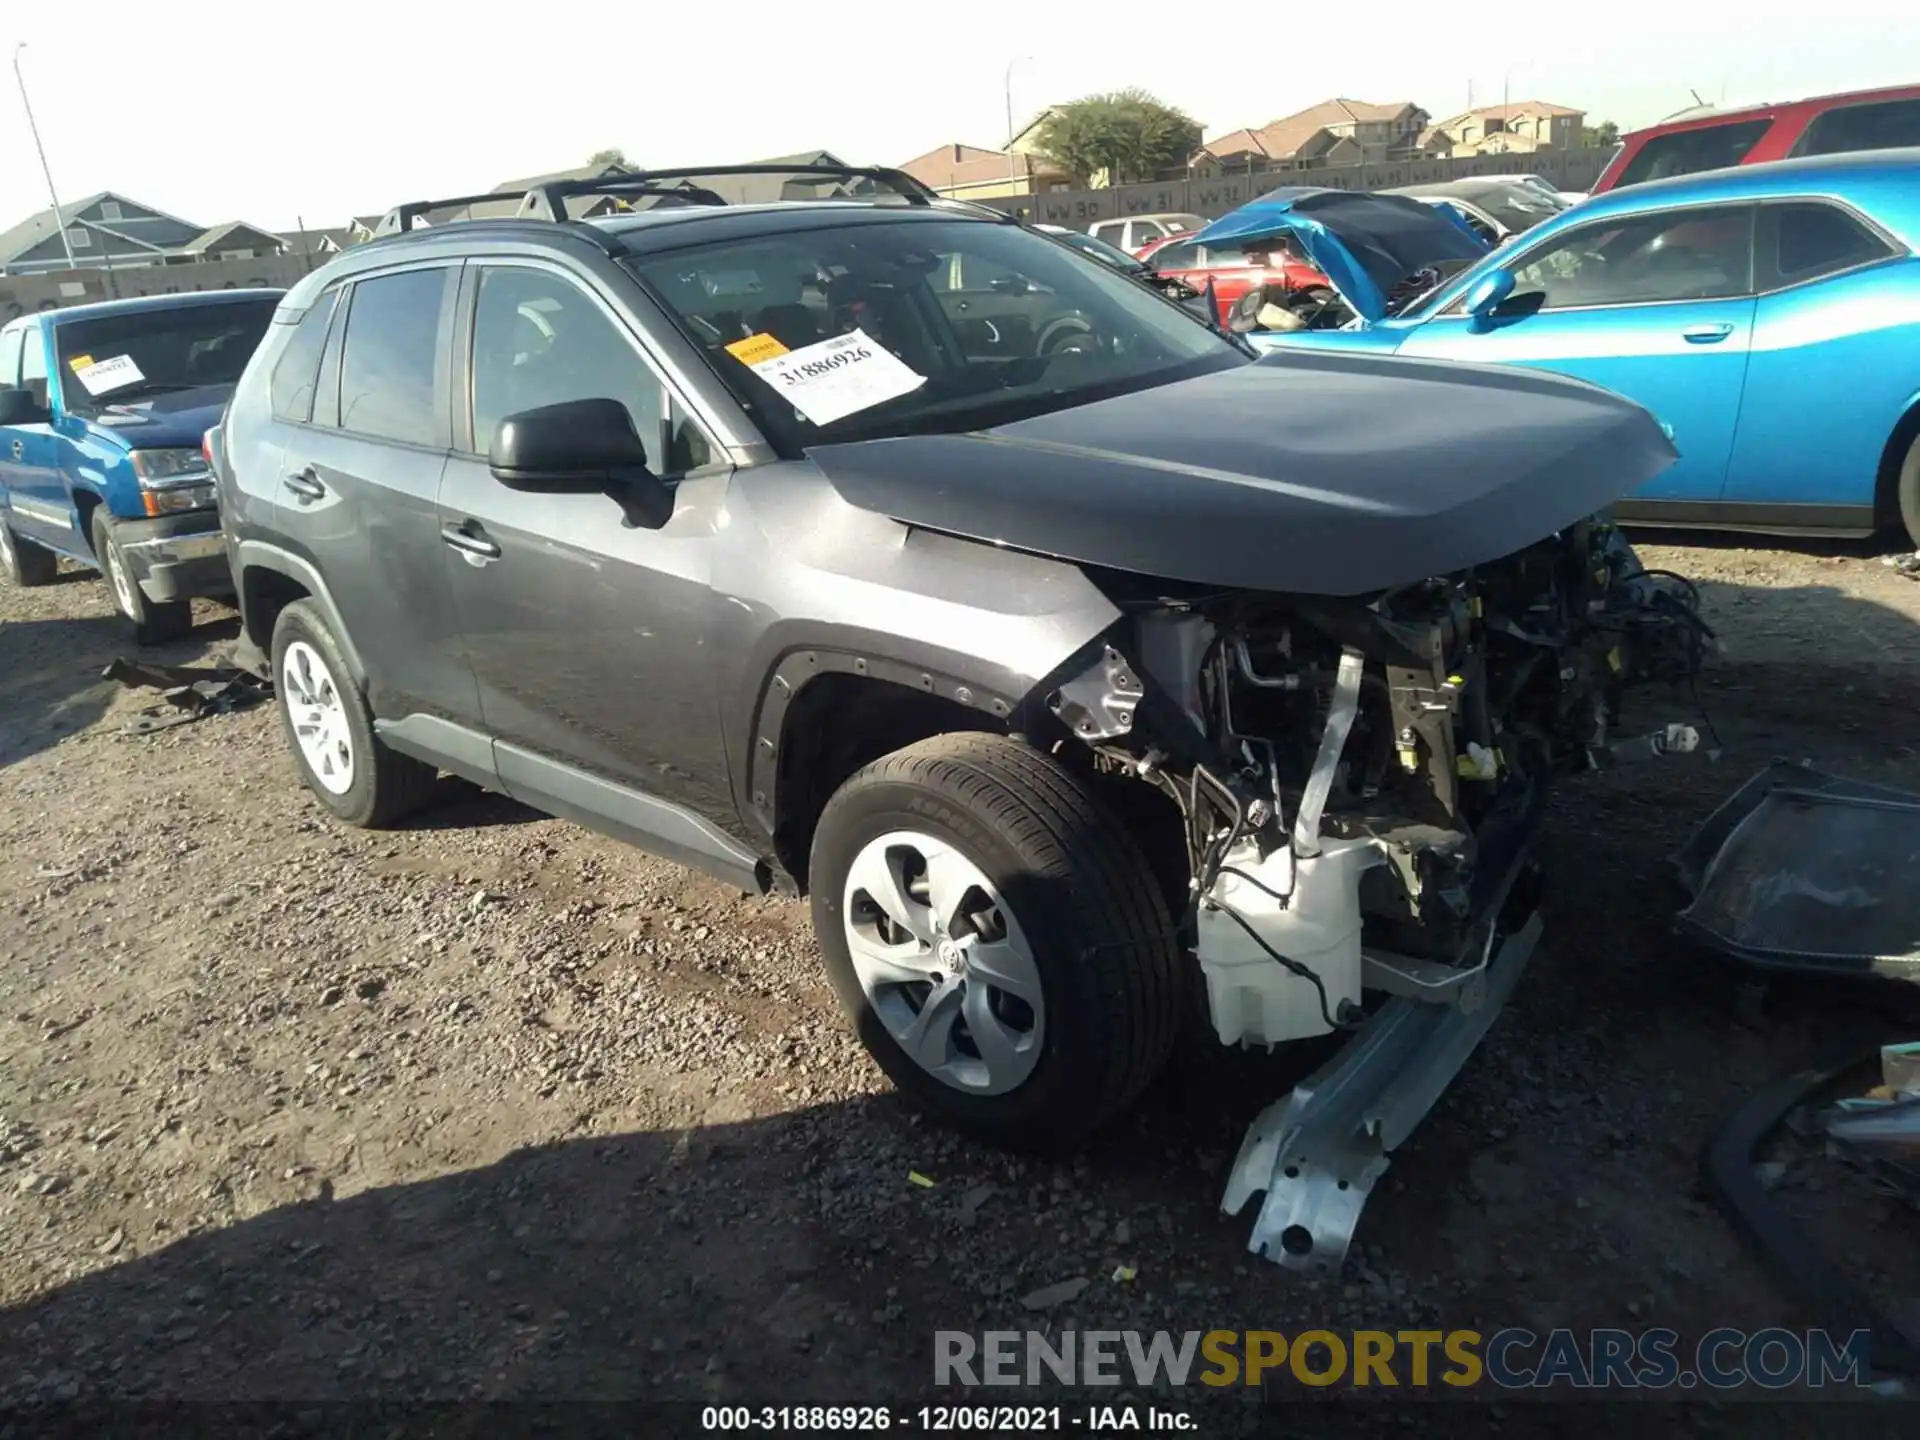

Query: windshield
left=1045, top=228, right=1145, bottom=271
left=1476, top=185, right=1567, bottom=235
left=627, top=218, right=1243, bottom=454
left=53, top=299, right=276, bottom=415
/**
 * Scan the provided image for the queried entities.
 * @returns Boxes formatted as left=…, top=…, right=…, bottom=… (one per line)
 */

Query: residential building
left=898, top=141, right=1076, bottom=200
left=278, top=226, right=358, bottom=261
left=1421, top=101, right=1586, bottom=157
left=0, top=192, right=204, bottom=274
left=1194, top=99, right=1429, bottom=175
left=173, top=221, right=288, bottom=263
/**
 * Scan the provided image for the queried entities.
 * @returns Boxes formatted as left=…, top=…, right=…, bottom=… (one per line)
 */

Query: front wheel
left=809, top=732, right=1182, bottom=1151
left=92, top=512, right=192, bottom=645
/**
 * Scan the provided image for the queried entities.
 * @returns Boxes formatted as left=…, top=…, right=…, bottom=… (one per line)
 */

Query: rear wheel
left=809, top=732, right=1182, bottom=1151
left=270, top=599, right=437, bottom=827
left=1897, top=430, right=1920, bottom=549
left=0, top=518, right=58, bottom=587
left=92, top=512, right=192, bottom=645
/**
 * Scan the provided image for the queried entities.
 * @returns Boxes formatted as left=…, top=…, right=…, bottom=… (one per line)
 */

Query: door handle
left=1681, top=323, right=1735, bottom=344
left=8, top=439, right=21, bottom=462
left=440, top=521, right=501, bottom=561
left=283, top=469, right=326, bottom=502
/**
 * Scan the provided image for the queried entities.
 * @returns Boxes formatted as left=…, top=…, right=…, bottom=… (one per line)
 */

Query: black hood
left=808, top=351, right=1677, bottom=597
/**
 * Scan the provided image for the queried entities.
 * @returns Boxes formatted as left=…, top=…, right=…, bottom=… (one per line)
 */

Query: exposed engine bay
left=1044, top=517, right=1708, bottom=1268
left=1054, top=518, right=1706, bottom=1043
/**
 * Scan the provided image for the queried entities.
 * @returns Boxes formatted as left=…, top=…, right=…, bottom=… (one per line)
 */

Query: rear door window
left=1151, top=241, right=1200, bottom=270
left=338, top=267, right=452, bottom=447
left=0, top=326, right=22, bottom=388
left=269, top=287, right=341, bottom=424
left=1614, top=118, right=1774, bottom=188
left=1795, top=97, right=1920, bottom=156
left=1757, top=202, right=1897, bottom=289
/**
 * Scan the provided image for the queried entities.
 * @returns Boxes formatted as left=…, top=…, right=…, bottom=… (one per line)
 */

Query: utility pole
left=13, top=44, right=78, bottom=271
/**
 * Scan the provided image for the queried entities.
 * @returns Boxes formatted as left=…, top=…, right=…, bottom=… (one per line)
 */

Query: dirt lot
left=3, top=532, right=1920, bottom=1430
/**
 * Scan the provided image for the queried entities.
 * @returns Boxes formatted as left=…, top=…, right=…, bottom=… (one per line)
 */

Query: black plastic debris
left=103, top=657, right=273, bottom=735
left=1673, top=760, right=1920, bottom=983
left=1704, top=1043, right=1920, bottom=1383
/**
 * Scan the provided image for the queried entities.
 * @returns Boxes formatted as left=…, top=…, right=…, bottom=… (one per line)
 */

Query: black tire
left=1897, top=429, right=1920, bottom=550
left=270, top=599, right=437, bottom=828
left=91, top=511, right=192, bottom=645
left=0, top=518, right=58, bottom=587
left=809, top=732, right=1182, bottom=1151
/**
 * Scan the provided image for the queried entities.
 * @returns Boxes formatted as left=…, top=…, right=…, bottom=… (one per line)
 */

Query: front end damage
left=1045, top=520, right=1708, bottom=1271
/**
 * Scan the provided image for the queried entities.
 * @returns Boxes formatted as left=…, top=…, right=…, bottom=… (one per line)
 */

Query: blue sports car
left=1211, top=151, right=1920, bottom=543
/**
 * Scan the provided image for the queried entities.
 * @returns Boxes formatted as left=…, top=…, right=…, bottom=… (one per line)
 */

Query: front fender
left=712, top=461, right=1124, bottom=847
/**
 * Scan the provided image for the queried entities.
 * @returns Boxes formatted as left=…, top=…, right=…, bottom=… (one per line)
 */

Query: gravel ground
left=3, top=533, right=1920, bottom=1431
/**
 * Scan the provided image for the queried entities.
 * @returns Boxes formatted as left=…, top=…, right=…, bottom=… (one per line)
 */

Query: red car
left=1592, top=82, right=1920, bottom=193
left=1146, top=234, right=1333, bottom=323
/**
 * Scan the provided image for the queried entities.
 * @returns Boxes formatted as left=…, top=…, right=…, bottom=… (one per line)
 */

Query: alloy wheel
left=104, top=539, right=136, bottom=617
left=841, top=830, right=1045, bottom=1096
left=281, top=639, right=355, bottom=795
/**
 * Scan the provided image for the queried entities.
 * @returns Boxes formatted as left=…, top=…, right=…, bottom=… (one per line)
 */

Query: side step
left=1221, top=911, right=1542, bottom=1272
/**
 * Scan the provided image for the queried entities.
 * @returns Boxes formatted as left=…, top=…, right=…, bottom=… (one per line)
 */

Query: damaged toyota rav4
left=211, top=166, right=1706, bottom=1270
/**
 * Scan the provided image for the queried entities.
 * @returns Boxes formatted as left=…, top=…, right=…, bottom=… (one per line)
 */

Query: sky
left=6, top=0, right=1920, bottom=233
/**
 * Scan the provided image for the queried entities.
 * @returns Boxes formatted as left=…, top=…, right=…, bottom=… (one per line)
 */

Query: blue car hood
left=1195, top=187, right=1489, bottom=323
left=79, top=385, right=231, bottom=450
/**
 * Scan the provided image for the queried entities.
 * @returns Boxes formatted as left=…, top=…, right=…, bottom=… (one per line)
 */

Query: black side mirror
left=0, top=386, right=48, bottom=426
left=488, top=398, right=674, bottom=529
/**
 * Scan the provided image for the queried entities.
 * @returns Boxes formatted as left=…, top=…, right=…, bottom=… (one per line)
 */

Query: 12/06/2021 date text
left=699, top=1405, right=1198, bottom=1432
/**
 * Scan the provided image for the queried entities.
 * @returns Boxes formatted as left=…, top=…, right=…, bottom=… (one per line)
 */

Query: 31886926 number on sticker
left=742, top=327, right=927, bottom=427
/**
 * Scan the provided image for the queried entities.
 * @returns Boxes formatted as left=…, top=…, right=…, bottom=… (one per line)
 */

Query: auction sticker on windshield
left=71, top=354, right=146, bottom=397
left=742, top=328, right=925, bottom=426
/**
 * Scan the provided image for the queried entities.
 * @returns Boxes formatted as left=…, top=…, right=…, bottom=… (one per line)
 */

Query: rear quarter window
left=1615, top=117, right=1775, bottom=188
left=269, top=288, right=341, bottom=424
left=1794, top=97, right=1920, bottom=156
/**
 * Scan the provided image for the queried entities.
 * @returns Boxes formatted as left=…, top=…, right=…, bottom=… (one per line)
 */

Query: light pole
left=1500, top=61, right=1534, bottom=153
left=13, top=44, right=77, bottom=271
left=1005, top=56, right=1031, bottom=197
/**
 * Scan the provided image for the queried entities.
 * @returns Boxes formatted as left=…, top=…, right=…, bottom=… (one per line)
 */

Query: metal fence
left=1, top=253, right=325, bottom=322
left=984, top=148, right=1615, bottom=227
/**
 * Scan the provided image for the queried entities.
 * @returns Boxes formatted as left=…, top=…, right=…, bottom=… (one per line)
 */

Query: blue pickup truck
left=0, top=290, right=281, bottom=642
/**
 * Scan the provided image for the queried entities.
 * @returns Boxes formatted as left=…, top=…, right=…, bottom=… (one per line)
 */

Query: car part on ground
left=216, top=168, right=1707, bottom=1267
left=1674, top=760, right=1920, bottom=983
left=102, top=656, right=273, bottom=735
left=1704, top=1044, right=1920, bottom=1385
left=1821, top=1086, right=1920, bottom=1209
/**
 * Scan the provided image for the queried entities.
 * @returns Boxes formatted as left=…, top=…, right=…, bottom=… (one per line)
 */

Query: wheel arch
left=1872, top=388, right=1920, bottom=530
left=759, top=656, right=1027, bottom=896
left=233, top=540, right=368, bottom=685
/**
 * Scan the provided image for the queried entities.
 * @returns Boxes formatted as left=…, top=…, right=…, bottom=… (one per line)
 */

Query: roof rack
left=374, top=164, right=943, bottom=237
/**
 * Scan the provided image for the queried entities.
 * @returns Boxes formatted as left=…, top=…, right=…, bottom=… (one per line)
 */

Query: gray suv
left=212, top=167, right=1699, bottom=1226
